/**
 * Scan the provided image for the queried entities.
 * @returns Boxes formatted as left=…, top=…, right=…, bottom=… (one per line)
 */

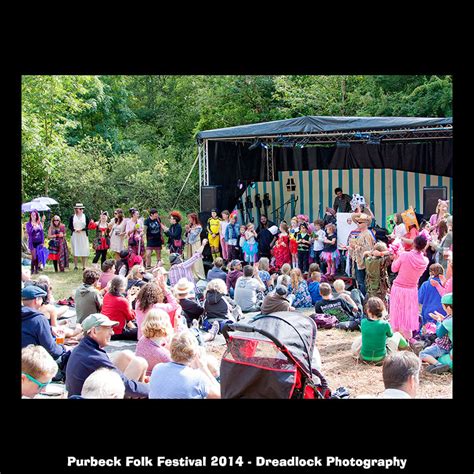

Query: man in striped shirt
left=168, top=239, right=208, bottom=287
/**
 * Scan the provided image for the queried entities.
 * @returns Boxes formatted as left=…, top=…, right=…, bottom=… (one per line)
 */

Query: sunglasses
left=22, top=372, right=51, bottom=390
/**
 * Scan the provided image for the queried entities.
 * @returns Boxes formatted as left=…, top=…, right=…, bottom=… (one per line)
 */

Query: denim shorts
left=419, top=344, right=449, bottom=359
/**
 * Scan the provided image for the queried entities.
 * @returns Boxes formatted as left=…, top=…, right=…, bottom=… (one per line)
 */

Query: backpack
left=311, top=313, right=338, bottom=329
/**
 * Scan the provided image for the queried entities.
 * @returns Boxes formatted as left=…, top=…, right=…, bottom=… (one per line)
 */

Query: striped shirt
left=168, top=252, right=203, bottom=287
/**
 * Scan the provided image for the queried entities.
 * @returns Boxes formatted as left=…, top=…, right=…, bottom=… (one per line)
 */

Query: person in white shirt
left=380, top=351, right=421, bottom=398
left=234, top=264, right=265, bottom=313
left=312, top=219, right=326, bottom=266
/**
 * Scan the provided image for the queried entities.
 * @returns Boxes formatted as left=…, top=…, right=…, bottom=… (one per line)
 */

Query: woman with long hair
left=184, top=212, right=206, bottom=281
left=25, top=210, right=45, bottom=275
left=429, top=199, right=450, bottom=237
left=272, top=222, right=291, bottom=271
left=161, top=210, right=183, bottom=255
left=126, top=208, right=145, bottom=259
left=68, top=203, right=91, bottom=271
left=88, top=211, right=111, bottom=267
left=108, top=208, right=127, bottom=260
left=47, top=215, right=69, bottom=272
left=288, top=268, right=313, bottom=308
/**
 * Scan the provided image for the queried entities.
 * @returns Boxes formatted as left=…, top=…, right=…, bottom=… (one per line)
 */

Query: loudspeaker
left=201, top=186, right=223, bottom=212
left=198, top=211, right=212, bottom=264
left=423, top=186, right=447, bottom=218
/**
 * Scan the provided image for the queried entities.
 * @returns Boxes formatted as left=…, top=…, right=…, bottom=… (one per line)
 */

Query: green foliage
left=22, top=75, right=452, bottom=217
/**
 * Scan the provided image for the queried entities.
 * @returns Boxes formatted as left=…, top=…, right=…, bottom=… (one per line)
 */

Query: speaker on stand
left=423, top=186, right=448, bottom=219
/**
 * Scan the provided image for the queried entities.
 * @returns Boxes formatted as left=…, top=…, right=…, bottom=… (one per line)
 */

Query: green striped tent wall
left=244, top=169, right=452, bottom=227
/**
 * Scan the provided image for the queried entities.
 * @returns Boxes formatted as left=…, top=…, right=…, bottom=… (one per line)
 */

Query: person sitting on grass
left=21, top=345, right=58, bottom=398
left=135, top=309, right=174, bottom=376
left=99, top=259, right=116, bottom=290
left=149, top=330, right=221, bottom=399
left=75, top=268, right=103, bottom=324
left=380, top=351, right=421, bottom=398
left=226, top=259, right=243, bottom=298
left=65, top=313, right=149, bottom=398
left=21, top=285, right=68, bottom=360
left=288, top=268, right=313, bottom=309
left=333, top=278, right=364, bottom=315
left=115, top=249, right=131, bottom=277
left=168, top=239, right=208, bottom=288
left=257, top=257, right=272, bottom=291
left=207, top=257, right=227, bottom=283
left=418, top=263, right=447, bottom=327
left=261, top=285, right=295, bottom=314
left=174, top=278, right=204, bottom=327
left=234, top=263, right=266, bottom=313
left=101, top=275, right=138, bottom=341
left=81, top=368, right=126, bottom=399
left=314, top=282, right=360, bottom=330
left=276, top=263, right=292, bottom=286
left=308, top=271, right=322, bottom=305
left=351, top=297, right=409, bottom=364
left=202, top=279, right=236, bottom=334
left=419, top=293, right=453, bottom=374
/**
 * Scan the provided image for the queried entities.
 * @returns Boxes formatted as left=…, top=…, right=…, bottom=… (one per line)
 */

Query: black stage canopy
left=196, top=115, right=452, bottom=141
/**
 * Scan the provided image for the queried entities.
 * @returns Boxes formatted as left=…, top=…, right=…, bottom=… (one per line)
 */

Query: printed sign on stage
left=336, top=213, right=358, bottom=248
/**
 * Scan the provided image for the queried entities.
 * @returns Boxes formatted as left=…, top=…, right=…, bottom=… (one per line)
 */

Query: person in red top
left=401, top=224, right=419, bottom=252
left=101, top=275, right=137, bottom=340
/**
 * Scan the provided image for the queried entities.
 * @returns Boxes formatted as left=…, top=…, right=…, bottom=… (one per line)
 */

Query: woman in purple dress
left=25, top=210, right=45, bottom=274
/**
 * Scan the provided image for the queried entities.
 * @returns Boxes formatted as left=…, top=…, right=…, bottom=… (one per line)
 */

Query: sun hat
left=74, top=203, right=85, bottom=209
left=174, top=278, right=194, bottom=297
left=169, top=253, right=182, bottom=265
left=21, top=285, right=47, bottom=300
left=441, top=293, right=453, bottom=305
left=82, top=313, right=119, bottom=332
left=275, top=285, right=288, bottom=296
left=351, top=212, right=371, bottom=224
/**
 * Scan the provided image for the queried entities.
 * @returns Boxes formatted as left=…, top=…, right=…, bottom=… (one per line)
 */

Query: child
left=289, top=217, right=299, bottom=268
left=296, top=222, right=311, bottom=274
left=308, top=271, right=322, bottom=305
left=320, top=223, right=340, bottom=277
left=219, top=210, right=230, bottom=263
left=288, top=268, right=313, bottom=308
left=238, top=225, right=247, bottom=261
left=207, top=208, right=222, bottom=261
left=351, top=297, right=408, bottom=363
left=333, top=279, right=361, bottom=314
left=241, top=223, right=258, bottom=264
left=419, top=293, right=453, bottom=374
left=418, top=263, right=447, bottom=327
left=363, top=241, right=392, bottom=304
left=99, top=259, right=116, bottom=290
left=276, top=262, right=292, bottom=286
left=258, top=257, right=271, bottom=290
left=312, top=219, right=326, bottom=266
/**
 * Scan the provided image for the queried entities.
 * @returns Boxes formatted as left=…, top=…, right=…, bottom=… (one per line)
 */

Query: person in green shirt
left=351, top=297, right=408, bottom=362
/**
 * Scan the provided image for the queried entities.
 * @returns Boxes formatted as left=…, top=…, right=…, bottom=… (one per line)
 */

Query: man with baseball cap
left=225, top=259, right=243, bottom=298
left=65, top=313, right=149, bottom=398
left=21, top=285, right=68, bottom=360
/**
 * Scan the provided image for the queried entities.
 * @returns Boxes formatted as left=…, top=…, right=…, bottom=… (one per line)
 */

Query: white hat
left=268, top=225, right=279, bottom=236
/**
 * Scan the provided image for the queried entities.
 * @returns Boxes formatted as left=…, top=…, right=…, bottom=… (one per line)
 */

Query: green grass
left=28, top=246, right=172, bottom=300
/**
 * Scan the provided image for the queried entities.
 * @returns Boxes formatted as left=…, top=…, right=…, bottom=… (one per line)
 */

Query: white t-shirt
left=313, top=229, right=326, bottom=251
left=234, top=276, right=264, bottom=312
left=394, top=223, right=406, bottom=239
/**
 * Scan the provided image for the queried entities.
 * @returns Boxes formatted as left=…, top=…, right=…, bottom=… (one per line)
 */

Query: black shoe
left=426, top=363, right=451, bottom=374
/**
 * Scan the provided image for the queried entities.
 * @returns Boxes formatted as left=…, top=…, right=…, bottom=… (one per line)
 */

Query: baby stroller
left=221, top=311, right=331, bottom=399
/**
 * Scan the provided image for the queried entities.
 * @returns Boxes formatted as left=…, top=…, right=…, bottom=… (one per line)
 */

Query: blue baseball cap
left=21, top=285, right=47, bottom=300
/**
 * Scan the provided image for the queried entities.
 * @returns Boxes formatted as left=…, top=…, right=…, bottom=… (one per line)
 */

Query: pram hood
left=228, top=311, right=317, bottom=375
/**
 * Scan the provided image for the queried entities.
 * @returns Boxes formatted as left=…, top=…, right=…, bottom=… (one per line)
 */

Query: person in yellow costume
left=207, top=208, right=222, bottom=261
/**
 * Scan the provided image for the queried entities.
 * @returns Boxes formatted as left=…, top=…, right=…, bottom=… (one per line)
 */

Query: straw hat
left=74, top=203, right=85, bottom=209
left=174, top=278, right=194, bottom=298
left=351, top=212, right=371, bottom=224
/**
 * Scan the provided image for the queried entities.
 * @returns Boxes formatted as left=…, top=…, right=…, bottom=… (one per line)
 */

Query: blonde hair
left=311, top=271, right=321, bottom=281
left=81, top=368, right=125, bottom=399
left=21, top=345, right=58, bottom=380
left=170, top=330, right=198, bottom=364
left=141, top=309, right=173, bottom=339
left=205, top=278, right=228, bottom=295
left=37, top=275, right=51, bottom=286
left=333, top=279, right=345, bottom=292
left=374, top=242, right=388, bottom=252
left=290, top=268, right=303, bottom=293
left=280, top=263, right=291, bottom=275
left=258, top=257, right=269, bottom=271
left=128, top=264, right=145, bottom=280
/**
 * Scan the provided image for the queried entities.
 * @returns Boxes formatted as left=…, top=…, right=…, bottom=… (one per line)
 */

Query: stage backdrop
left=239, top=169, right=452, bottom=228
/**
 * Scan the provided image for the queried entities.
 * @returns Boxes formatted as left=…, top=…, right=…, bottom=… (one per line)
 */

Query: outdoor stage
left=196, top=116, right=453, bottom=228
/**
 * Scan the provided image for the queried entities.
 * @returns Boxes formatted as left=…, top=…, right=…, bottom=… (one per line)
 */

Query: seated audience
left=226, top=259, right=243, bottom=297
left=135, top=309, right=173, bottom=376
left=380, top=351, right=421, bottom=398
left=21, top=345, right=58, bottom=398
left=234, top=264, right=266, bottom=313
left=101, top=275, right=137, bottom=340
left=288, top=268, right=313, bottom=308
left=261, top=285, right=295, bottom=314
left=65, top=313, right=149, bottom=398
left=75, top=268, right=103, bottom=324
left=81, top=368, right=126, bottom=399
left=257, top=257, right=272, bottom=290
left=149, top=330, right=220, bottom=399
left=418, top=263, right=447, bottom=326
left=308, top=271, right=322, bottom=305
left=99, top=259, right=116, bottom=290
left=207, top=257, right=227, bottom=282
left=203, top=279, right=236, bottom=334
left=174, top=278, right=204, bottom=327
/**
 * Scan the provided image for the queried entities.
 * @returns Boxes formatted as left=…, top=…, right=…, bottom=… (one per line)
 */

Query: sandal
left=207, top=321, right=220, bottom=341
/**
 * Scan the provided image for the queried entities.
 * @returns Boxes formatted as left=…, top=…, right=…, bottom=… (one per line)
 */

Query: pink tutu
left=388, top=283, right=420, bottom=333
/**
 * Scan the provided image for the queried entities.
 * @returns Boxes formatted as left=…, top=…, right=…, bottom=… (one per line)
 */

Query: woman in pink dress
left=429, top=199, right=449, bottom=237
left=389, top=234, right=429, bottom=340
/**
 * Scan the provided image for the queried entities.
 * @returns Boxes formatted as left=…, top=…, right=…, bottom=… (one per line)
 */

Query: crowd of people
left=21, top=188, right=453, bottom=398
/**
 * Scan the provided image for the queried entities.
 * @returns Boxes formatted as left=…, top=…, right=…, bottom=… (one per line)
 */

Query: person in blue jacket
left=418, top=263, right=447, bottom=326
left=21, top=285, right=67, bottom=360
left=65, top=313, right=149, bottom=398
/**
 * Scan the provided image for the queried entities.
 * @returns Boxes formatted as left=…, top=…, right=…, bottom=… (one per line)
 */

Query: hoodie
left=391, top=249, right=429, bottom=288
left=74, top=283, right=102, bottom=323
left=204, top=290, right=231, bottom=320
left=21, top=306, right=66, bottom=359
